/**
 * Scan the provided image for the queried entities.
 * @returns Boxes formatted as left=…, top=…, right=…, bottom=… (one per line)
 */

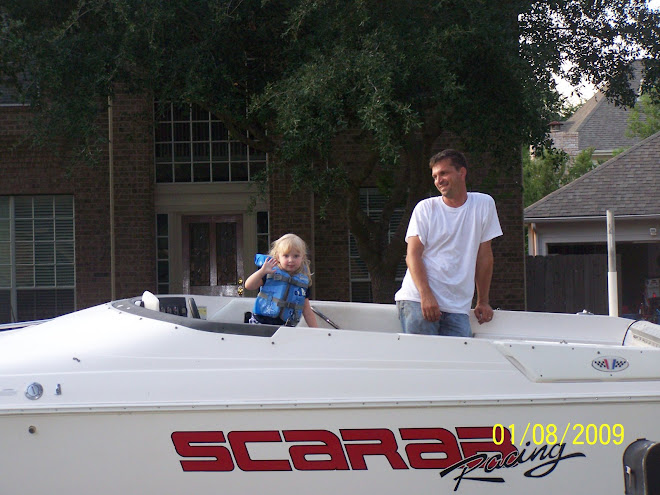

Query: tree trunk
left=369, top=265, right=402, bottom=304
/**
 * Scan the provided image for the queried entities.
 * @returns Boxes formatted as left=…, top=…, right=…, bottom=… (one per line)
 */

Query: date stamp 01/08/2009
left=492, top=423, right=624, bottom=447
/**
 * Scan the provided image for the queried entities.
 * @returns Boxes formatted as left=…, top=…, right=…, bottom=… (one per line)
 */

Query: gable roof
left=559, top=92, right=641, bottom=151
left=552, top=63, right=644, bottom=153
left=525, top=130, right=660, bottom=220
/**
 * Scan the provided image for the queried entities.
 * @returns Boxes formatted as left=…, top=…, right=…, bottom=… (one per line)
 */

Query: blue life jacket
left=253, top=254, right=309, bottom=325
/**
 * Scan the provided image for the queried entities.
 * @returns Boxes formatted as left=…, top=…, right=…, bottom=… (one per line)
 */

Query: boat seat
left=141, top=290, right=160, bottom=311
left=298, top=301, right=401, bottom=332
left=208, top=298, right=256, bottom=324
left=187, top=297, right=201, bottom=319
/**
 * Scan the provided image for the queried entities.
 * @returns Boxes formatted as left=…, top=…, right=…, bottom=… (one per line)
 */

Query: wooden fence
left=525, top=254, right=620, bottom=315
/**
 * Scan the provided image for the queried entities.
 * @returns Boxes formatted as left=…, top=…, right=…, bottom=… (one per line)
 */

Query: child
left=244, top=233, right=318, bottom=327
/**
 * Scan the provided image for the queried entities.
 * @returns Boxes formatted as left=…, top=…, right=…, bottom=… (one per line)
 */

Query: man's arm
left=406, top=236, right=441, bottom=321
left=474, top=240, right=494, bottom=324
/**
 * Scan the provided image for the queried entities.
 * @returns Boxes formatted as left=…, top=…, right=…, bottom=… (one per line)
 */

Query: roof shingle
left=525, top=130, right=660, bottom=219
left=551, top=63, right=644, bottom=153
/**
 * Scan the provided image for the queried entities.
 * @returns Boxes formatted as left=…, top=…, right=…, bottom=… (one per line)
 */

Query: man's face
left=431, top=159, right=466, bottom=199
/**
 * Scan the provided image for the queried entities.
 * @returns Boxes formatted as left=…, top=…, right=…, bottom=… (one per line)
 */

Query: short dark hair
left=429, top=149, right=468, bottom=171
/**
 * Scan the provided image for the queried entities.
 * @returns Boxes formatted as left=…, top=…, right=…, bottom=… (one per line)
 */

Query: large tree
left=2, top=0, right=659, bottom=302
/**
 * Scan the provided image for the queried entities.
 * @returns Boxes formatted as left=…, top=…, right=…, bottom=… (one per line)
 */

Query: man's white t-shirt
left=394, top=193, right=502, bottom=314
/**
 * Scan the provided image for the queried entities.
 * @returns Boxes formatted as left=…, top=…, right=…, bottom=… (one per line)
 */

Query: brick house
left=0, top=91, right=525, bottom=323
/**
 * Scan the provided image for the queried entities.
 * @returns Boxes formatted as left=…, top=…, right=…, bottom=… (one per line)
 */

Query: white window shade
left=0, top=195, right=75, bottom=323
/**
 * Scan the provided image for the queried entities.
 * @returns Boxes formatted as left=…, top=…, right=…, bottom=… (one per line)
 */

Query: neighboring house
left=0, top=91, right=525, bottom=323
left=525, top=131, right=660, bottom=315
left=550, top=65, right=644, bottom=161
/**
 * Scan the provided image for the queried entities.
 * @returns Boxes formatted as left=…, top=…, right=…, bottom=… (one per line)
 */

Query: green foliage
left=523, top=146, right=569, bottom=207
left=2, top=0, right=660, bottom=301
left=558, top=99, right=584, bottom=120
left=563, top=147, right=597, bottom=185
left=611, top=146, right=629, bottom=157
left=524, top=146, right=602, bottom=208
left=4, top=1, right=659, bottom=167
left=627, top=92, right=660, bottom=140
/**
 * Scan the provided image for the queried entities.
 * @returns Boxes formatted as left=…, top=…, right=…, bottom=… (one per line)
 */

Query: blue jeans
left=396, top=300, right=472, bottom=337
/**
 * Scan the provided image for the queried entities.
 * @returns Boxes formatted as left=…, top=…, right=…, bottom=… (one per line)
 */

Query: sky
left=556, top=0, right=660, bottom=104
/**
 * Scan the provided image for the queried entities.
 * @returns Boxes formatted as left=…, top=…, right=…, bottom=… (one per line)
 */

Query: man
left=394, top=149, right=502, bottom=337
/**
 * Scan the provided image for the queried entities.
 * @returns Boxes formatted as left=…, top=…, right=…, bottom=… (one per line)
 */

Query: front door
left=182, top=215, right=244, bottom=296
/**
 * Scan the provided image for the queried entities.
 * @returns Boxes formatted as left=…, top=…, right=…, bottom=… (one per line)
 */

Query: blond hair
left=269, top=233, right=313, bottom=284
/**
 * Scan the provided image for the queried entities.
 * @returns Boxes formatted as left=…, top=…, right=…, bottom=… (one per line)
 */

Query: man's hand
left=406, top=236, right=442, bottom=321
left=421, top=293, right=442, bottom=322
left=474, top=302, right=494, bottom=324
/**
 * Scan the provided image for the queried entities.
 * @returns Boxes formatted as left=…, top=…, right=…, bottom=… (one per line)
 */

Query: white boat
left=1, top=292, right=660, bottom=494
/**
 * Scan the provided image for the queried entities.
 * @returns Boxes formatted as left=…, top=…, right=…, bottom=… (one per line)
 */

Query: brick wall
left=108, top=94, right=156, bottom=300
left=464, top=149, right=526, bottom=311
left=550, top=130, right=580, bottom=157
left=313, top=194, right=352, bottom=302
left=268, top=172, right=351, bottom=302
left=0, top=94, right=156, bottom=311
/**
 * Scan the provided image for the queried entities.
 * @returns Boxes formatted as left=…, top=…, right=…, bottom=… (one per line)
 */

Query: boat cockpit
left=116, top=291, right=660, bottom=351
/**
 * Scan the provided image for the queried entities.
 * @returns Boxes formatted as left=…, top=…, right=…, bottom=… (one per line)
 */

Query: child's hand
left=262, top=256, right=278, bottom=274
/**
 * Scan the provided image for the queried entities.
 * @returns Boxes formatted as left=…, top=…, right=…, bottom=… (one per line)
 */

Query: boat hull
left=2, top=295, right=660, bottom=494
left=2, top=399, right=657, bottom=494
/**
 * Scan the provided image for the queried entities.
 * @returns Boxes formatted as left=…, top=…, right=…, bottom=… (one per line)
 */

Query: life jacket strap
left=267, top=272, right=308, bottom=288
left=257, top=292, right=304, bottom=311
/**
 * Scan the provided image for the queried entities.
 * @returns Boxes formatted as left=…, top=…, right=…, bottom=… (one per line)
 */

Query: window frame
left=154, top=102, right=267, bottom=184
left=0, top=195, right=76, bottom=323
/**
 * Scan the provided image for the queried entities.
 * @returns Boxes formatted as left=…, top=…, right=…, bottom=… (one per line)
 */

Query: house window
left=156, top=214, right=169, bottom=294
left=256, top=211, right=270, bottom=255
left=0, top=196, right=75, bottom=323
left=0, top=77, right=30, bottom=106
left=349, top=189, right=406, bottom=302
left=154, top=102, right=267, bottom=183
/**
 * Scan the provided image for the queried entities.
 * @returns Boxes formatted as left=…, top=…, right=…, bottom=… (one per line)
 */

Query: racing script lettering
left=171, top=425, right=585, bottom=489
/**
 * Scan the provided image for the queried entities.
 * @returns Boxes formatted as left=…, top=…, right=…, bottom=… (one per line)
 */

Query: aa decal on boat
left=592, top=356, right=629, bottom=372
left=171, top=426, right=586, bottom=491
